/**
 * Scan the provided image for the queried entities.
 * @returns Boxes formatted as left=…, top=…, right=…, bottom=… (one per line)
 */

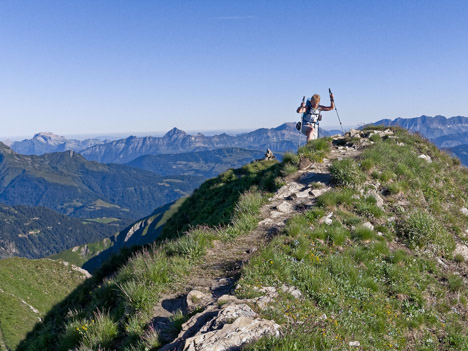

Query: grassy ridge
left=18, top=157, right=288, bottom=351
left=240, top=128, right=468, bottom=350
left=0, top=258, right=89, bottom=350
left=15, top=130, right=468, bottom=350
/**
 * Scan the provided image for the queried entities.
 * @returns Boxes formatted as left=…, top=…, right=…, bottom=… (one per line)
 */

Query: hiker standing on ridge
left=297, top=93, right=335, bottom=142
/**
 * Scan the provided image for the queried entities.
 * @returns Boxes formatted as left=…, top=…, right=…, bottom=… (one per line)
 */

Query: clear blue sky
left=1, top=0, right=467, bottom=138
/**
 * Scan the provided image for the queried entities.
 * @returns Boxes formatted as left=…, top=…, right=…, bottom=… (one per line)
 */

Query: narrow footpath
left=150, top=136, right=363, bottom=350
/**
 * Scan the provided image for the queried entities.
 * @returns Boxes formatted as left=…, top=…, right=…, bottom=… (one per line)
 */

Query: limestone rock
left=367, top=189, right=385, bottom=209
left=311, top=187, right=330, bottom=197
left=277, top=201, right=293, bottom=214
left=460, top=207, right=468, bottom=216
left=186, top=290, right=213, bottom=313
left=295, top=189, right=311, bottom=198
left=273, top=182, right=302, bottom=200
left=362, top=222, right=374, bottom=231
left=349, top=341, right=361, bottom=347
left=454, top=243, right=468, bottom=261
left=319, top=212, right=333, bottom=225
left=163, top=299, right=281, bottom=351
left=345, top=129, right=361, bottom=138
left=281, top=285, right=302, bottom=299
left=418, top=154, right=432, bottom=163
left=183, top=316, right=280, bottom=351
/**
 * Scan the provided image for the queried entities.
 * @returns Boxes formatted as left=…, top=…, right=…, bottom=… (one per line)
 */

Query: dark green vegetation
left=17, top=156, right=287, bottom=351
left=50, top=199, right=185, bottom=273
left=241, top=128, right=468, bottom=350
left=0, top=203, right=122, bottom=259
left=126, top=147, right=265, bottom=178
left=13, top=130, right=468, bottom=350
left=0, top=257, right=89, bottom=350
left=0, top=142, right=203, bottom=221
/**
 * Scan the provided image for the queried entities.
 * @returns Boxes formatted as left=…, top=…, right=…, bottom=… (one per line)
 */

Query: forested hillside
left=0, top=142, right=203, bottom=221
left=0, top=203, right=122, bottom=259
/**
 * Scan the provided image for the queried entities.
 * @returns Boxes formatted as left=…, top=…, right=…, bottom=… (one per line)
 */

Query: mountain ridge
left=16, top=127, right=468, bottom=350
left=9, top=132, right=108, bottom=155
left=371, top=115, right=468, bottom=141
left=0, top=142, right=203, bottom=221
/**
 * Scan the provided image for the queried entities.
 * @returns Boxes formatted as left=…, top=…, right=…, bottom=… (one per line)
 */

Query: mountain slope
left=50, top=199, right=185, bottom=273
left=0, top=257, right=90, bottom=350
left=126, top=147, right=265, bottom=177
left=0, top=203, right=120, bottom=259
left=17, top=129, right=468, bottom=350
left=10, top=132, right=107, bottom=155
left=80, top=123, right=333, bottom=164
left=0, top=142, right=203, bottom=221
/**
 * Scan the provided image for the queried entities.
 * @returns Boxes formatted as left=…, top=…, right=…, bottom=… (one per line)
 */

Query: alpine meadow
left=1, top=1, right=468, bottom=350
left=9, top=127, right=467, bottom=351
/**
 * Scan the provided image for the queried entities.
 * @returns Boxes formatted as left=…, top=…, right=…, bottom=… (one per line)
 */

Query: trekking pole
left=329, top=88, right=344, bottom=135
left=298, top=96, right=305, bottom=148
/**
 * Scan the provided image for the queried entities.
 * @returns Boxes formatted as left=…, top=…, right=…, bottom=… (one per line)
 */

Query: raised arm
left=319, top=93, right=335, bottom=111
left=297, top=102, right=307, bottom=113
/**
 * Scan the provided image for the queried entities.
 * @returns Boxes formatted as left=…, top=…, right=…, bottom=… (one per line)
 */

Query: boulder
left=460, top=207, right=468, bottom=216
left=345, top=129, right=361, bottom=138
left=311, top=187, right=330, bottom=197
left=277, top=201, right=293, bottom=214
left=183, top=316, right=280, bottom=351
left=163, top=299, right=281, bottom=351
left=273, top=182, right=302, bottom=200
left=418, top=154, right=432, bottom=163
left=454, top=243, right=468, bottom=261
left=186, top=290, right=213, bottom=313
left=281, top=285, right=303, bottom=299
left=295, top=189, right=311, bottom=198
left=367, top=190, right=385, bottom=209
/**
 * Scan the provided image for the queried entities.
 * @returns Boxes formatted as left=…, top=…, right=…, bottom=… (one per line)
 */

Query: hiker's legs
left=306, top=127, right=315, bottom=143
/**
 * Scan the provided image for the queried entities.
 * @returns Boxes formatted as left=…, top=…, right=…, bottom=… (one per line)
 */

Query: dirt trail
left=151, top=143, right=362, bottom=344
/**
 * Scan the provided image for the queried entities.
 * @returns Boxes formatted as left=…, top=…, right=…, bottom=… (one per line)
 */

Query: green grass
left=240, top=129, right=468, bottom=350
left=0, top=258, right=89, bottom=350
left=83, top=217, right=120, bottom=224
left=329, top=158, right=366, bottom=188
left=17, top=130, right=468, bottom=350
left=298, top=138, right=331, bottom=163
left=18, top=158, right=288, bottom=351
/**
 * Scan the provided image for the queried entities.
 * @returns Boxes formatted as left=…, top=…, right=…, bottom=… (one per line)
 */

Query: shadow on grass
left=17, top=159, right=282, bottom=351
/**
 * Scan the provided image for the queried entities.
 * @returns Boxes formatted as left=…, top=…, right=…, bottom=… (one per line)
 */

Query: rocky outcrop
left=160, top=294, right=281, bottom=351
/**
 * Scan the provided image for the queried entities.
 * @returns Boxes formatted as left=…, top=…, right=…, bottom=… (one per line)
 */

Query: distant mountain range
left=449, top=144, right=468, bottom=166
left=8, top=124, right=338, bottom=163
left=371, top=115, right=468, bottom=147
left=81, top=124, right=339, bottom=164
left=0, top=142, right=203, bottom=221
left=126, top=147, right=265, bottom=177
left=10, top=132, right=107, bottom=155
left=369, top=115, right=468, bottom=166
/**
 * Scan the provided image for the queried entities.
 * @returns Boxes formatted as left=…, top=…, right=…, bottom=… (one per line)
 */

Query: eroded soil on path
left=151, top=142, right=362, bottom=345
